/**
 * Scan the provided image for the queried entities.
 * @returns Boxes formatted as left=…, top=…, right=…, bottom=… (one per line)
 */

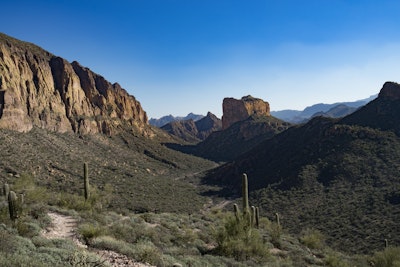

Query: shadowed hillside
left=202, top=82, right=400, bottom=253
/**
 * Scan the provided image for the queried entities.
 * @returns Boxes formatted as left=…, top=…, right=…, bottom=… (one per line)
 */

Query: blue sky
left=2, top=0, right=400, bottom=118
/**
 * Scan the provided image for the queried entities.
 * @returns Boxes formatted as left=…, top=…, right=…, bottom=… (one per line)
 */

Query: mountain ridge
left=271, top=94, right=377, bottom=123
left=0, top=32, right=151, bottom=136
left=149, top=113, right=204, bottom=127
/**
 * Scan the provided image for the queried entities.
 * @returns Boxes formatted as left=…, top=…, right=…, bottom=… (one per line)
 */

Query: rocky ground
left=42, top=212, right=154, bottom=267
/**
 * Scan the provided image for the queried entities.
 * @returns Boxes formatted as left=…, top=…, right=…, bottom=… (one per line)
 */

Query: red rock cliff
left=222, top=95, right=270, bottom=129
left=0, top=33, right=149, bottom=136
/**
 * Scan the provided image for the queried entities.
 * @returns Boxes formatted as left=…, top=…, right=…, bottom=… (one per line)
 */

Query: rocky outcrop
left=0, top=33, right=149, bottom=136
left=340, top=81, right=400, bottom=136
left=222, top=95, right=270, bottom=129
left=378, top=81, right=400, bottom=100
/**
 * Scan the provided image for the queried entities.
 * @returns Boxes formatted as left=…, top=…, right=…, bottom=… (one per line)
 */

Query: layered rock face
left=222, top=95, right=270, bottom=129
left=0, top=33, right=148, bottom=135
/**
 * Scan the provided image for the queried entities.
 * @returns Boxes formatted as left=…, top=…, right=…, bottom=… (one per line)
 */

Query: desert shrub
left=214, top=214, right=269, bottom=262
left=371, top=247, right=400, bottom=267
left=299, top=228, right=325, bottom=249
left=0, top=253, right=51, bottom=267
left=68, top=249, right=108, bottom=267
left=132, top=239, right=164, bottom=266
left=56, top=193, right=90, bottom=212
left=324, top=253, right=351, bottom=267
left=78, top=223, right=105, bottom=242
left=108, top=220, right=140, bottom=243
left=91, top=236, right=135, bottom=257
left=0, top=226, right=17, bottom=253
left=32, top=236, right=54, bottom=248
left=16, top=220, right=42, bottom=238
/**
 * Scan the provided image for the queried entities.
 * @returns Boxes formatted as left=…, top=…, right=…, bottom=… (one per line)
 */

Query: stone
left=222, top=95, right=270, bottom=129
left=0, top=33, right=150, bottom=136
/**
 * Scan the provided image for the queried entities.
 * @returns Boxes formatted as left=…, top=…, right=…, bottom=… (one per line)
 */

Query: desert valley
left=0, top=32, right=399, bottom=266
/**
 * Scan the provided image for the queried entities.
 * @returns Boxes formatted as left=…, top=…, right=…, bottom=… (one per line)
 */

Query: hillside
left=0, top=127, right=217, bottom=213
left=191, top=114, right=291, bottom=162
left=203, top=83, right=400, bottom=253
left=160, top=112, right=222, bottom=143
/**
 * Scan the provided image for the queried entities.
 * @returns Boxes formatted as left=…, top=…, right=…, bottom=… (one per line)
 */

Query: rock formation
left=0, top=33, right=149, bottom=136
left=222, top=95, right=270, bottom=129
left=378, top=81, right=400, bottom=100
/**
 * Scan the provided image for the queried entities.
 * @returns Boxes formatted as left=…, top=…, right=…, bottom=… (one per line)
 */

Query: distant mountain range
left=160, top=112, right=221, bottom=142
left=151, top=95, right=378, bottom=127
left=149, top=113, right=204, bottom=127
left=271, top=94, right=377, bottom=123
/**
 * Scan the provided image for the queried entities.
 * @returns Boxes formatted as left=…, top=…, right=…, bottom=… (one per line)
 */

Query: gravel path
left=42, top=212, right=154, bottom=267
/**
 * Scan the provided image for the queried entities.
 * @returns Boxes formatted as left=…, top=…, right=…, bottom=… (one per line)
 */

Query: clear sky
left=2, top=0, right=400, bottom=118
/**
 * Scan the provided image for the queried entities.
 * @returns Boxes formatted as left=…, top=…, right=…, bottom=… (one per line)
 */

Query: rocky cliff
left=0, top=33, right=149, bottom=136
left=222, top=95, right=270, bottom=129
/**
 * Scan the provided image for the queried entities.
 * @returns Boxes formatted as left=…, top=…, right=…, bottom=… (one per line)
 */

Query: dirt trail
left=42, top=212, right=154, bottom=267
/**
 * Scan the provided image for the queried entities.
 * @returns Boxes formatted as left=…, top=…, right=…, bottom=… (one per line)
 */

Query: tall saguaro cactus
left=255, top=207, right=260, bottom=228
left=84, top=162, right=90, bottom=201
left=233, top=203, right=240, bottom=223
left=3, top=183, right=9, bottom=200
left=242, top=173, right=249, bottom=216
left=8, top=191, right=18, bottom=221
left=251, top=206, right=256, bottom=226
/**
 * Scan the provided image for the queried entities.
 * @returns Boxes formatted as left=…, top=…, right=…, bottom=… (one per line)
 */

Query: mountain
left=0, top=33, right=151, bottom=136
left=311, top=104, right=357, bottom=119
left=272, top=94, right=377, bottom=123
left=149, top=112, right=204, bottom=127
left=0, top=32, right=219, bottom=213
left=203, top=83, right=400, bottom=253
left=160, top=112, right=222, bottom=142
left=192, top=114, right=291, bottom=162
left=341, top=81, right=400, bottom=135
left=1, top=33, right=388, bottom=266
left=170, top=96, right=291, bottom=162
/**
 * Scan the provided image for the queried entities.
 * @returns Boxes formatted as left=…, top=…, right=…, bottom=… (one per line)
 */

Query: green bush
left=214, top=214, right=269, bottom=262
left=91, top=235, right=135, bottom=257
left=299, top=228, right=325, bottom=249
left=78, top=223, right=105, bottom=242
left=371, top=247, right=400, bottom=267
left=133, top=239, right=164, bottom=266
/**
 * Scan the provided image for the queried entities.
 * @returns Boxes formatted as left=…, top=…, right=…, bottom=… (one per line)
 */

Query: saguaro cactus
left=255, top=207, right=260, bottom=228
left=233, top=203, right=240, bottom=223
left=84, top=162, right=90, bottom=200
left=275, top=212, right=281, bottom=228
left=242, top=173, right=249, bottom=216
left=251, top=206, right=256, bottom=226
left=8, top=191, right=18, bottom=221
left=3, top=183, right=9, bottom=200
